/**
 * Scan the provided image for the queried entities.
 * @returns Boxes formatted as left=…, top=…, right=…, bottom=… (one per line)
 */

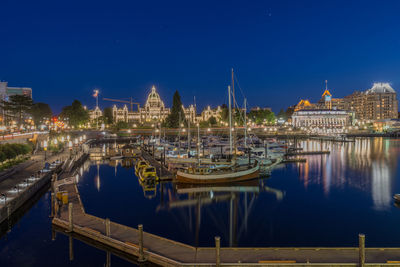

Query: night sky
left=1, top=0, right=400, bottom=113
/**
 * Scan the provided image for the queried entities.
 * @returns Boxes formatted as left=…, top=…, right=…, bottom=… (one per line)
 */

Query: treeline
left=0, top=143, right=32, bottom=162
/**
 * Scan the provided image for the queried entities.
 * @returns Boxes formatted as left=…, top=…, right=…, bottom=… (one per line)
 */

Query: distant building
left=201, top=105, right=222, bottom=122
left=294, top=82, right=398, bottom=121
left=0, top=81, right=32, bottom=100
left=111, top=86, right=196, bottom=124
left=89, top=106, right=102, bottom=121
left=292, top=109, right=351, bottom=128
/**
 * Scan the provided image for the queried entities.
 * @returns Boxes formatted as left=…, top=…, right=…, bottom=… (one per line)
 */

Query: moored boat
left=135, top=160, right=148, bottom=176
left=176, top=161, right=259, bottom=184
left=139, top=166, right=159, bottom=182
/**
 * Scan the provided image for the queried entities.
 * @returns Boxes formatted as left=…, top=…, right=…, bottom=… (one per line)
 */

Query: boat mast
left=231, top=68, right=237, bottom=156
left=188, top=109, right=191, bottom=155
left=228, top=85, right=232, bottom=155
left=195, top=96, right=200, bottom=166
left=178, top=111, right=181, bottom=157
left=244, top=98, right=247, bottom=148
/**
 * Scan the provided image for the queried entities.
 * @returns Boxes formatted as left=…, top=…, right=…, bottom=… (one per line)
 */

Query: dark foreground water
left=1, top=137, right=400, bottom=266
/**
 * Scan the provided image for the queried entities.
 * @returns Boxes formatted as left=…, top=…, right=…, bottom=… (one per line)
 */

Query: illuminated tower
left=322, top=80, right=332, bottom=109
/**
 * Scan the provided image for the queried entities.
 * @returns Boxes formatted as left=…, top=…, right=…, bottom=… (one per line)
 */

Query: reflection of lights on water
left=210, top=191, right=214, bottom=199
left=96, top=164, right=100, bottom=191
left=372, top=162, right=391, bottom=211
left=297, top=138, right=395, bottom=206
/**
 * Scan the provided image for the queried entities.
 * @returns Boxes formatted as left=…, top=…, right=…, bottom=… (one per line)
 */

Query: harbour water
left=1, top=137, right=400, bottom=266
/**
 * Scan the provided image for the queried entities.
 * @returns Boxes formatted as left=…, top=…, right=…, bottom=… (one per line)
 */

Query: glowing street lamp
left=43, top=140, right=48, bottom=161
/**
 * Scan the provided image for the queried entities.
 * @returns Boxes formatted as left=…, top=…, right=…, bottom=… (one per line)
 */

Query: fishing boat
left=139, top=166, right=159, bottom=182
left=176, top=161, right=259, bottom=183
left=135, top=160, right=148, bottom=176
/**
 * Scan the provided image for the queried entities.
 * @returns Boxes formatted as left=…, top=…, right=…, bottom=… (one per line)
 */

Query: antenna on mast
left=325, top=80, right=328, bottom=91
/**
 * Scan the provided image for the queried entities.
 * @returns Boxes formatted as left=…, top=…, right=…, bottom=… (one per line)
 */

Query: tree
left=2, top=95, right=33, bottom=126
left=219, top=104, right=229, bottom=123
left=60, top=100, right=89, bottom=128
left=277, top=109, right=286, bottom=120
left=115, top=121, right=129, bottom=131
left=103, top=107, right=113, bottom=124
left=208, top=116, right=217, bottom=126
left=30, top=103, right=52, bottom=126
left=165, top=90, right=186, bottom=128
left=248, top=109, right=276, bottom=125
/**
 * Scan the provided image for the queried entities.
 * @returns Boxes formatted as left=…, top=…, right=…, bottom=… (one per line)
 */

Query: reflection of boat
left=138, top=179, right=157, bottom=199
left=135, top=160, right=148, bottom=176
left=393, top=194, right=400, bottom=202
left=139, top=166, right=159, bottom=182
left=176, top=161, right=259, bottom=184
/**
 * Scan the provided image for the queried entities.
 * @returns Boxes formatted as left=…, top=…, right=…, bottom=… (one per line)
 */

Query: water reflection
left=298, top=138, right=396, bottom=210
left=156, top=180, right=284, bottom=247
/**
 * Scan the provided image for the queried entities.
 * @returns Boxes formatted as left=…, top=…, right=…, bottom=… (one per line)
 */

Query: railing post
left=359, top=233, right=365, bottom=267
left=215, top=236, right=221, bottom=267
left=68, top=203, right=73, bottom=232
left=105, top=218, right=111, bottom=237
left=138, top=224, right=145, bottom=262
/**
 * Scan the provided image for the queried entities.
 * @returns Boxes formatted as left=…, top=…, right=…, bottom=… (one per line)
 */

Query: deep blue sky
left=1, top=0, right=400, bottom=114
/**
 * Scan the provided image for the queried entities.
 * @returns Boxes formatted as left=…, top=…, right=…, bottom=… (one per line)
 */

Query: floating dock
left=52, top=175, right=400, bottom=266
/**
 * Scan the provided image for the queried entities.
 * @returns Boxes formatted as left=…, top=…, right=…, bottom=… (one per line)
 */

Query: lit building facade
left=292, top=109, right=351, bottom=128
left=294, top=82, right=398, bottom=122
left=201, top=105, right=222, bottom=122
left=0, top=81, right=32, bottom=100
left=89, top=106, right=102, bottom=121
left=111, top=86, right=198, bottom=124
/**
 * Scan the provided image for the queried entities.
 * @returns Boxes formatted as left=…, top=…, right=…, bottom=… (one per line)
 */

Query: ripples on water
left=1, top=138, right=400, bottom=266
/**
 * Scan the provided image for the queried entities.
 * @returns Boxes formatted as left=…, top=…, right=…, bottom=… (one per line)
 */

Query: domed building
left=141, top=86, right=170, bottom=122
left=111, top=85, right=197, bottom=124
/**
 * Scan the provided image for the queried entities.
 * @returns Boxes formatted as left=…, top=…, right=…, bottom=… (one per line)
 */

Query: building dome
left=366, top=83, right=395, bottom=94
left=145, top=86, right=165, bottom=108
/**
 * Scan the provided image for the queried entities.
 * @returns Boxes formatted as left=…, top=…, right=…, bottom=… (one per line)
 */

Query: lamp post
left=43, top=140, right=48, bottom=161
left=68, top=141, right=73, bottom=158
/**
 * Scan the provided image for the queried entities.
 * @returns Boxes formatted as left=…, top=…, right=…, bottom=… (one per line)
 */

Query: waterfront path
left=0, top=150, right=69, bottom=210
left=53, top=178, right=400, bottom=266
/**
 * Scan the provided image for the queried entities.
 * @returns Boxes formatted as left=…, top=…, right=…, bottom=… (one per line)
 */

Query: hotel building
left=292, top=82, right=398, bottom=128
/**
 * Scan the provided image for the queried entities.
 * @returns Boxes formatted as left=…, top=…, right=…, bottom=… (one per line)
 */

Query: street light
left=43, top=140, right=48, bottom=161
left=68, top=141, right=73, bottom=158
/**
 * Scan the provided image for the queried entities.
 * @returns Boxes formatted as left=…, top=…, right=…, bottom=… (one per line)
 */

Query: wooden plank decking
left=52, top=178, right=400, bottom=266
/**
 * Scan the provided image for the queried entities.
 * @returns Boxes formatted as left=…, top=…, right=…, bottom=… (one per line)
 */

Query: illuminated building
left=294, top=82, right=398, bottom=122
left=111, top=86, right=196, bottom=124
left=89, top=106, right=102, bottom=121
left=292, top=109, right=351, bottom=128
left=0, top=81, right=32, bottom=100
left=201, top=105, right=222, bottom=122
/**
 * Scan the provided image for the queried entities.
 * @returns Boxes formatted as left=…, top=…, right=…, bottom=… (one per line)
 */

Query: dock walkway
left=52, top=177, right=400, bottom=266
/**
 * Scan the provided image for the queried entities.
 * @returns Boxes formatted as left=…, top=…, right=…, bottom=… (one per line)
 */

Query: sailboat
left=176, top=76, right=260, bottom=184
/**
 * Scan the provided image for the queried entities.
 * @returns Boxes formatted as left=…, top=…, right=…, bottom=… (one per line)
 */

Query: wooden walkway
left=52, top=178, right=400, bottom=266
